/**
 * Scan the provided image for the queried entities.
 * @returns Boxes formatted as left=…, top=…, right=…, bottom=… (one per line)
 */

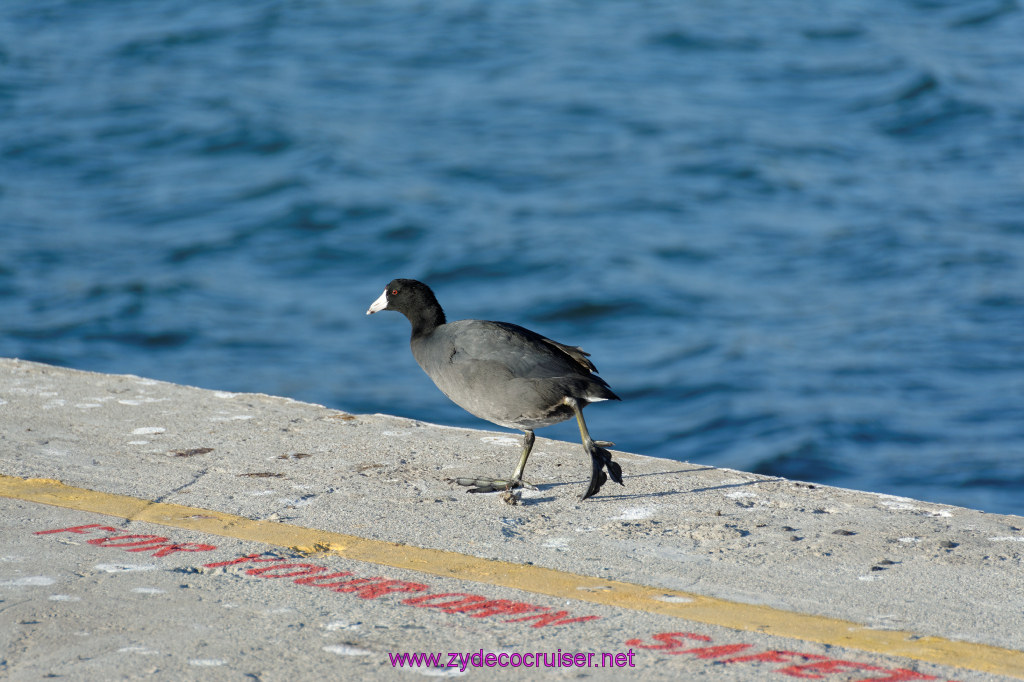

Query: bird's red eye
left=391, top=289, right=398, bottom=295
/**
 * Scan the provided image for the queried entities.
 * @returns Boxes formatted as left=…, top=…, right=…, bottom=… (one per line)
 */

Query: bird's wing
left=444, top=320, right=600, bottom=379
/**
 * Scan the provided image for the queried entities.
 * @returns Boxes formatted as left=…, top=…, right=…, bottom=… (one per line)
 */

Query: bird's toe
left=452, top=476, right=536, bottom=493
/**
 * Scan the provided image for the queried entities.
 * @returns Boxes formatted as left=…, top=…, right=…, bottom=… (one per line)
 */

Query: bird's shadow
left=514, top=465, right=757, bottom=503
left=519, top=495, right=559, bottom=505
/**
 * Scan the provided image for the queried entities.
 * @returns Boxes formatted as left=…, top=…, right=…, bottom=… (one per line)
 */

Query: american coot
left=367, top=279, right=623, bottom=501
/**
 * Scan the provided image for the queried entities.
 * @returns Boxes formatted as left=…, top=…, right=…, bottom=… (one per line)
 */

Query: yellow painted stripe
left=2, top=474, right=1022, bottom=678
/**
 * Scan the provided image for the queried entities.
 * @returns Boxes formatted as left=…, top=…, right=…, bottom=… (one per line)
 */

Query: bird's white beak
left=366, top=289, right=389, bottom=315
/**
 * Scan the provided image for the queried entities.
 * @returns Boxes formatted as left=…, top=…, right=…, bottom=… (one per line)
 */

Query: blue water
left=3, top=1, right=1024, bottom=515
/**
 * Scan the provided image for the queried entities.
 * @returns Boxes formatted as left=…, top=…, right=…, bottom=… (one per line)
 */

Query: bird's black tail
left=581, top=442, right=624, bottom=501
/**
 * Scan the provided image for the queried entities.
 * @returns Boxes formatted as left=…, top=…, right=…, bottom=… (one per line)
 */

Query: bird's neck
left=408, top=306, right=446, bottom=339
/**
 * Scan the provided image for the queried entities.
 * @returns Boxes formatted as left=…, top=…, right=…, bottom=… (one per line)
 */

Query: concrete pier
left=1, top=358, right=1022, bottom=680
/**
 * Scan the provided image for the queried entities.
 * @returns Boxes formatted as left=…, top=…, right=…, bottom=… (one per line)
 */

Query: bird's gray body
left=411, top=319, right=617, bottom=431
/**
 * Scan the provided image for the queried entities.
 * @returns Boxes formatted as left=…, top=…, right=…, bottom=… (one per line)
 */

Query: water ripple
left=3, top=0, right=1024, bottom=515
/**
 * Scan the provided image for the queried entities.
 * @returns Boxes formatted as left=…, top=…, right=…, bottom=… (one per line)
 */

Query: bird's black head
left=366, top=279, right=446, bottom=335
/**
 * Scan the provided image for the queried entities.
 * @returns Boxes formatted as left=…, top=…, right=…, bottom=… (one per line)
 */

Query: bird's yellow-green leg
left=564, top=397, right=623, bottom=500
left=454, top=430, right=538, bottom=493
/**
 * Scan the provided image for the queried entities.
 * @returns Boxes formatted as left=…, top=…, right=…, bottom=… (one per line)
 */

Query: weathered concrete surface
left=1, top=358, right=1022, bottom=681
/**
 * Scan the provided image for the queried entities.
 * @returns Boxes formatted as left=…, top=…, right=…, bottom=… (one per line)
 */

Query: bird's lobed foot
left=579, top=442, right=624, bottom=501
left=579, top=470, right=608, bottom=502
left=450, top=476, right=538, bottom=493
